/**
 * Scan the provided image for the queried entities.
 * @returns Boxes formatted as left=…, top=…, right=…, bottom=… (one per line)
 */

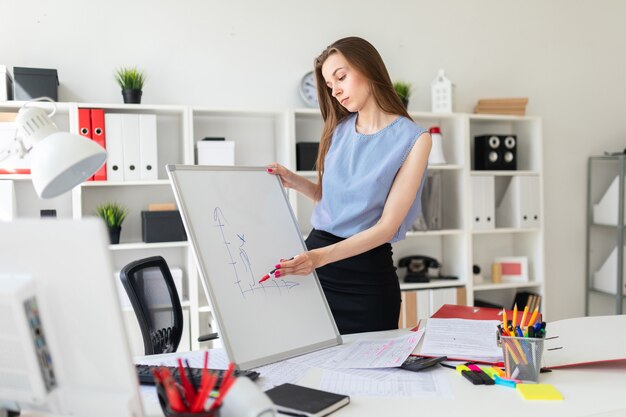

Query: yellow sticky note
left=516, top=383, right=563, bottom=400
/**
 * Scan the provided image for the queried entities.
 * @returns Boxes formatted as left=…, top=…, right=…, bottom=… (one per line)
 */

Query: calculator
left=400, top=355, right=448, bottom=372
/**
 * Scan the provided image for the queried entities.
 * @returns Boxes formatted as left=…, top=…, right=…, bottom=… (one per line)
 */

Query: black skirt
left=305, top=229, right=401, bottom=334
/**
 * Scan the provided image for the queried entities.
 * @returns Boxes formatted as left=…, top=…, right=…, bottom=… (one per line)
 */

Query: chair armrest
left=197, top=332, right=219, bottom=342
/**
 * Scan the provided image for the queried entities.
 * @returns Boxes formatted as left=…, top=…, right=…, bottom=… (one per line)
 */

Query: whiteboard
left=167, top=165, right=341, bottom=369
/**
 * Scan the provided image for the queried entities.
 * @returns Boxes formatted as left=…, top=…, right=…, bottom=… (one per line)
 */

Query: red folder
left=90, top=109, right=107, bottom=181
left=78, top=108, right=94, bottom=181
left=430, top=304, right=542, bottom=323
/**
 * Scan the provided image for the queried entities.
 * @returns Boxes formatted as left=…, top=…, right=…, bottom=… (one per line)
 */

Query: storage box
left=0, top=65, right=13, bottom=101
left=593, top=246, right=626, bottom=295
left=593, top=176, right=626, bottom=226
left=196, top=138, right=235, bottom=166
left=296, top=142, right=319, bottom=171
left=141, top=210, right=187, bottom=243
left=13, top=67, right=59, bottom=101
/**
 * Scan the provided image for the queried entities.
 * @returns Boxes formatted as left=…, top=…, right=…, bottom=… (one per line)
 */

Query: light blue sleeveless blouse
left=311, top=113, right=428, bottom=243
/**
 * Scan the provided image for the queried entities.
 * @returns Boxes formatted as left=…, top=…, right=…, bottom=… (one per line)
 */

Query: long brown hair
left=312, top=37, right=411, bottom=199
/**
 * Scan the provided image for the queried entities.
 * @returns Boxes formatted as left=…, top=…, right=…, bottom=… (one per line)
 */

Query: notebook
left=265, top=383, right=350, bottom=417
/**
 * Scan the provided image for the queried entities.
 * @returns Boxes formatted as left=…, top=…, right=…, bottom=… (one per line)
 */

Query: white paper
left=251, top=360, right=311, bottom=391
left=320, top=367, right=453, bottom=399
left=421, top=318, right=502, bottom=362
left=324, top=331, right=423, bottom=369
left=285, top=344, right=347, bottom=368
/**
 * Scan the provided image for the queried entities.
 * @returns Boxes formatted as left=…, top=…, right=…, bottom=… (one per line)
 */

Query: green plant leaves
left=393, top=81, right=412, bottom=100
left=115, top=66, right=146, bottom=90
left=96, top=203, right=128, bottom=227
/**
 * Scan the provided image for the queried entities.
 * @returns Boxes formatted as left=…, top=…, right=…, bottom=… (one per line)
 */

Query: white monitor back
left=0, top=219, right=143, bottom=417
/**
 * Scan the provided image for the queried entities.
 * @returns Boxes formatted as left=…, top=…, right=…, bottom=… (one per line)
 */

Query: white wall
left=3, top=0, right=626, bottom=320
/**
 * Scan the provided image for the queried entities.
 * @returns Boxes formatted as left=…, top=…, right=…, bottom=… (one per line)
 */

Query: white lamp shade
left=30, top=132, right=107, bottom=199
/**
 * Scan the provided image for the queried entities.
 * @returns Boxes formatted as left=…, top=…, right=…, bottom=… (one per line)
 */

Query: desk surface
left=141, top=329, right=626, bottom=417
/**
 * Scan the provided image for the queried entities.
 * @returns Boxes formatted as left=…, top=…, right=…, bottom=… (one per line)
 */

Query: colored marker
left=520, top=305, right=529, bottom=328
left=258, top=256, right=295, bottom=283
left=527, top=307, right=539, bottom=327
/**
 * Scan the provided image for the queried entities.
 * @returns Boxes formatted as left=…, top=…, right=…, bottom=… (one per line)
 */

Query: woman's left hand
left=274, top=250, right=323, bottom=277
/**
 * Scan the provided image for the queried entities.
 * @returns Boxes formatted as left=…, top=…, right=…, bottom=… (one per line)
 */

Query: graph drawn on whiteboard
left=167, top=165, right=341, bottom=370
left=212, top=206, right=300, bottom=299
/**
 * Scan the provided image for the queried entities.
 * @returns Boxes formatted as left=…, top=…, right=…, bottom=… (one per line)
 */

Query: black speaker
left=474, top=134, right=517, bottom=170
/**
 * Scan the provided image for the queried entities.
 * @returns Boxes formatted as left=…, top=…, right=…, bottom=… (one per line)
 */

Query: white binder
left=121, top=114, right=141, bottom=181
left=471, top=176, right=495, bottom=229
left=104, top=114, right=125, bottom=181
left=497, top=176, right=540, bottom=228
left=525, top=176, right=541, bottom=227
left=139, top=114, right=158, bottom=180
left=429, top=288, right=457, bottom=316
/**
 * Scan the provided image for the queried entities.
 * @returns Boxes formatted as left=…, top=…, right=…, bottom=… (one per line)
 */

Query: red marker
left=258, top=256, right=295, bottom=283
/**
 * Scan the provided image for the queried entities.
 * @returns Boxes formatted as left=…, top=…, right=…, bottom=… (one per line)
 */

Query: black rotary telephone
left=398, top=256, right=458, bottom=283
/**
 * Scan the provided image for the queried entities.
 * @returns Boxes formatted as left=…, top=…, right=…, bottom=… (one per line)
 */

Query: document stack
left=474, top=98, right=528, bottom=116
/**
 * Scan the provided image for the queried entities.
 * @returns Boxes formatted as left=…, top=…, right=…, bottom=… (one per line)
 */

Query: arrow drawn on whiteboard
left=213, top=206, right=300, bottom=299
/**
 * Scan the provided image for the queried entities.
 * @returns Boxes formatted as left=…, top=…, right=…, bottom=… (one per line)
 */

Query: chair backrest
left=119, top=256, right=183, bottom=355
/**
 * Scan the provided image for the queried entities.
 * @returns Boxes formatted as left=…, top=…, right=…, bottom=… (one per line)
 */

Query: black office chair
left=120, top=255, right=218, bottom=355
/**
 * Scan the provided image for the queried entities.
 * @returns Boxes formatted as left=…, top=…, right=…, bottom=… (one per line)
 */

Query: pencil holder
left=157, top=383, right=221, bottom=417
left=499, top=336, right=544, bottom=382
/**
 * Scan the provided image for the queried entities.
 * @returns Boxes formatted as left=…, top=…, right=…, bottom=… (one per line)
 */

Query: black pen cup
left=157, top=382, right=221, bottom=417
left=500, top=336, right=544, bottom=382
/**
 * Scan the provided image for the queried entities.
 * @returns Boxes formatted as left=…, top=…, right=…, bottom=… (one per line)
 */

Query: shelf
left=0, top=174, right=31, bottom=181
left=588, top=288, right=626, bottom=298
left=77, top=103, right=186, bottom=114
left=198, top=305, right=212, bottom=313
left=470, top=170, right=539, bottom=176
left=406, top=229, right=464, bottom=237
left=472, top=227, right=541, bottom=235
left=82, top=179, right=171, bottom=187
left=473, top=282, right=542, bottom=291
left=400, top=280, right=465, bottom=291
left=109, top=241, right=189, bottom=251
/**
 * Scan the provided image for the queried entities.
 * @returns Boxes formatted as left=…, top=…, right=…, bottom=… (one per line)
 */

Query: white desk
left=141, top=329, right=626, bottom=417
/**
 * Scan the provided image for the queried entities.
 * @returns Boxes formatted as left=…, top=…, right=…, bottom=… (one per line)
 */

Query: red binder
left=430, top=304, right=542, bottom=323
left=77, top=108, right=94, bottom=181
left=90, top=109, right=107, bottom=181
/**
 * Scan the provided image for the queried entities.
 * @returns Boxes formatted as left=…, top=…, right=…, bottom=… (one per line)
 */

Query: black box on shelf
left=296, top=142, right=319, bottom=171
left=474, top=134, right=517, bottom=170
left=13, top=67, right=59, bottom=101
left=141, top=210, right=187, bottom=243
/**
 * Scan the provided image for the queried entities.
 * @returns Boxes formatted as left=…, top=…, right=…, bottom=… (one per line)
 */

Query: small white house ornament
left=431, top=69, right=454, bottom=113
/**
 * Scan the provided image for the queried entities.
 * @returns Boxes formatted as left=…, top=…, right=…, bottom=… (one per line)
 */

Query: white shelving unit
left=0, top=101, right=545, bottom=347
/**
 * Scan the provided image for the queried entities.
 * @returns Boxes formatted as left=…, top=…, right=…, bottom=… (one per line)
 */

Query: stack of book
left=474, top=97, right=528, bottom=116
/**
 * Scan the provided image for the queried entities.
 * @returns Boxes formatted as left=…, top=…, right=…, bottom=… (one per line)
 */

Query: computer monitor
left=0, top=219, right=144, bottom=417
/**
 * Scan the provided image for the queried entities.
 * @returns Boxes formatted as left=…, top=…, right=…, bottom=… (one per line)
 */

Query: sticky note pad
left=516, top=383, right=563, bottom=400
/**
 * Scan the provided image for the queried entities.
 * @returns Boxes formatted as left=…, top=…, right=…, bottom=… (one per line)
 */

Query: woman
left=268, top=37, right=431, bottom=334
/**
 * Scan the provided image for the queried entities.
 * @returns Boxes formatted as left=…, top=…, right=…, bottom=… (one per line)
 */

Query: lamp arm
left=0, top=136, right=30, bottom=165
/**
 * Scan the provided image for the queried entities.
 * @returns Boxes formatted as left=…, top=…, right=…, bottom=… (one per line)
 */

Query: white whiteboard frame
left=167, top=165, right=342, bottom=369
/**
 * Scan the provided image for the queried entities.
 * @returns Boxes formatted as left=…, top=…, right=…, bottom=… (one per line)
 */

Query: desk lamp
left=0, top=97, right=107, bottom=198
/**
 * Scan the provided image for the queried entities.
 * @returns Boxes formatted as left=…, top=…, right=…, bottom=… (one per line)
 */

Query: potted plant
left=393, top=81, right=412, bottom=109
left=96, top=202, right=128, bottom=244
left=115, top=66, right=146, bottom=104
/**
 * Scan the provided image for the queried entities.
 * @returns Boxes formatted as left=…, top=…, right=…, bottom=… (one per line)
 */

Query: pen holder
left=157, top=383, right=221, bottom=417
left=499, top=336, right=544, bottom=382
